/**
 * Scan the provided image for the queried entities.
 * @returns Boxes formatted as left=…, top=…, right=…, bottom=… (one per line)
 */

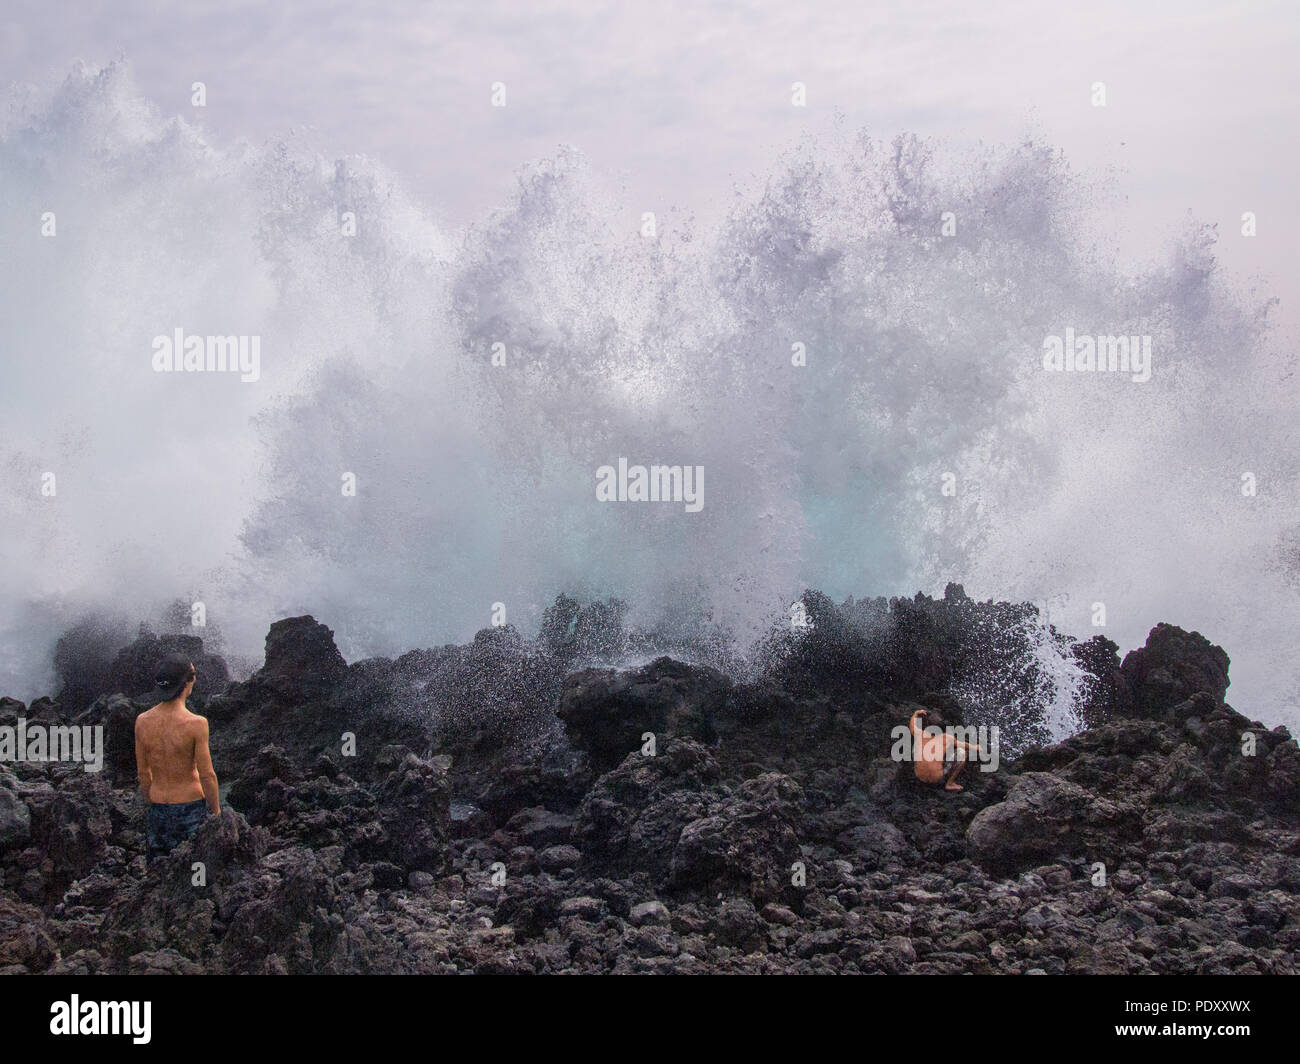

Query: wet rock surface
left=2, top=594, right=1297, bottom=973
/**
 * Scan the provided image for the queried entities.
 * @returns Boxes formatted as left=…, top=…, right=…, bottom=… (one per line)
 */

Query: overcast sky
left=3, top=0, right=1298, bottom=330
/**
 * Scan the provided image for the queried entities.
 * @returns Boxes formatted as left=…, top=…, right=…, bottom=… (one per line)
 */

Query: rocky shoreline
left=1, top=588, right=1297, bottom=974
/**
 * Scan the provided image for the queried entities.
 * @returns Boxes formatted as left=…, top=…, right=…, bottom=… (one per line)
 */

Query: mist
left=1, top=61, right=1296, bottom=731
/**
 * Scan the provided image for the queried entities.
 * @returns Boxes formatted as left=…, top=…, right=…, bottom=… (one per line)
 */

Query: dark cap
left=152, top=654, right=196, bottom=702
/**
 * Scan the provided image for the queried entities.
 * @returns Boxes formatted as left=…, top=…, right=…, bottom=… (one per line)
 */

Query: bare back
left=135, top=704, right=218, bottom=807
left=912, top=728, right=950, bottom=784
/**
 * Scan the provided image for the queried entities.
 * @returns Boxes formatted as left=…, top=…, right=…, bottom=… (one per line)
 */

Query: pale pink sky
left=3, top=0, right=1296, bottom=333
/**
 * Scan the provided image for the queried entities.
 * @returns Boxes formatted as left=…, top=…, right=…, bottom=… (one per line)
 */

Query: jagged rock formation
left=0, top=592, right=1296, bottom=974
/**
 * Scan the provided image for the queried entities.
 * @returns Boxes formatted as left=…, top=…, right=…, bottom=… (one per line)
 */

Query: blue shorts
left=147, top=799, right=208, bottom=859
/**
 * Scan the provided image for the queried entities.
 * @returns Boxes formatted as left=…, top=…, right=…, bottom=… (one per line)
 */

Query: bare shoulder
left=135, top=707, right=156, bottom=731
left=185, top=712, right=210, bottom=736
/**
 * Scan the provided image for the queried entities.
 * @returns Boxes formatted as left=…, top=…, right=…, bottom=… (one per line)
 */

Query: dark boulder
left=78, top=694, right=142, bottom=786
left=574, top=739, right=723, bottom=877
left=477, top=760, right=592, bottom=824
left=254, top=616, right=348, bottom=700
left=558, top=658, right=726, bottom=772
left=225, top=744, right=297, bottom=813
left=51, top=615, right=136, bottom=717
left=373, top=750, right=451, bottom=874
left=96, top=809, right=371, bottom=974
left=668, top=772, right=805, bottom=905
left=102, top=631, right=229, bottom=708
left=966, top=772, right=1142, bottom=871
left=22, top=773, right=114, bottom=903
left=1120, top=623, right=1230, bottom=716
left=203, top=621, right=431, bottom=781
left=97, top=809, right=265, bottom=964
left=0, top=769, right=31, bottom=852
left=0, top=895, right=56, bottom=972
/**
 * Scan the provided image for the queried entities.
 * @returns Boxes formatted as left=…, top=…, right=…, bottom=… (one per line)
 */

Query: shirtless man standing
left=135, top=655, right=220, bottom=859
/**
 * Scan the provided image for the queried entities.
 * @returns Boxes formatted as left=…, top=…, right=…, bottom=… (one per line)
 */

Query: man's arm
left=134, top=716, right=151, bottom=800
left=194, top=717, right=220, bottom=815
